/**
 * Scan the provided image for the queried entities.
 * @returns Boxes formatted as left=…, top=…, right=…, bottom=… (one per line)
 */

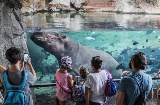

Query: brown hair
left=79, top=66, right=89, bottom=79
left=129, top=52, right=147, bottom=70
left=91, top=56, right=102, bottom=70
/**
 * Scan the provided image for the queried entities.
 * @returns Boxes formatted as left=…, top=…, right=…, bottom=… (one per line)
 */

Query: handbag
left=105, top=70, right=118, bottom=97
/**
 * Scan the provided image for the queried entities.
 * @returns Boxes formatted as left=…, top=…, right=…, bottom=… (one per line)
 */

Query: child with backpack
left=55, top=56, right=73, bottom=105
left=0, top=47, right=37, bottom=105
left=73, top=66, right=89, bottom=105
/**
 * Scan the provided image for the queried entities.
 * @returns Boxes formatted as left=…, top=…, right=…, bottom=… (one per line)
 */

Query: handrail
left=30, top=77, right=160, bottom=88
left=30, top=83, right=56, bottom=88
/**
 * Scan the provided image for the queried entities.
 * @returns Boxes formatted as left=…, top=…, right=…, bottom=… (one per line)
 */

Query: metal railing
left=30, top=78, right=160, bottom=105
left=30, top=77, right=160, bottom=88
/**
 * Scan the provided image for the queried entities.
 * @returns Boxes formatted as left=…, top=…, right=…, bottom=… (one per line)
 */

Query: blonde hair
left=79, top=66, right=89, bottom=79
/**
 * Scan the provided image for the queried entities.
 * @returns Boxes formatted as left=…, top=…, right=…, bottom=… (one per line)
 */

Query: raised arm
left=26, top=58, right=37, bottom=82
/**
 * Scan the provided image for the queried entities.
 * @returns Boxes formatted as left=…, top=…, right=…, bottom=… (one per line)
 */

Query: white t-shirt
left=85, top=70, right=109, bottom=104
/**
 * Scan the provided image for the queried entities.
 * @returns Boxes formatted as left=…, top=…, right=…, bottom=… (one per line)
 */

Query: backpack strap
left=105, top=70, right=111, bottom=80
left=3, top=70, right=28, bottom=91
left=81, top=80, right=85, bottom=86
left=130, top=75, right=148, bottom=94
left=56, top=79, right=72, bottom=94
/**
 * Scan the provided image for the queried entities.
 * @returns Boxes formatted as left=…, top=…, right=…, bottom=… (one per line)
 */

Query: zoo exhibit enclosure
left=24, top=12, right=160, bottom=104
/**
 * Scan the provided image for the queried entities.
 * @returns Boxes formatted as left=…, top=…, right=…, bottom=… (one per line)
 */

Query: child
left=0, top=47, right=36, bottom=105
left=55, top=56, right=73, bottom=105
left=74, top=66, right=89, bottom=105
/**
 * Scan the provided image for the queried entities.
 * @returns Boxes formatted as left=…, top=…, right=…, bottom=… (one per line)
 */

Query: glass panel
left=24, top=12, right=160, bottom=88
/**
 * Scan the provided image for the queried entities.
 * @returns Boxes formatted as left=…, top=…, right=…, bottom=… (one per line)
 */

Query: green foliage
left=130, top=0, right=158, bottom=6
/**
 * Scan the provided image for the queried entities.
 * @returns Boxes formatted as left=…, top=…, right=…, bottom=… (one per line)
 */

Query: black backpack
left=131, top=76, right=148, bottom=105
left=134, top=92, right=145, bottom=105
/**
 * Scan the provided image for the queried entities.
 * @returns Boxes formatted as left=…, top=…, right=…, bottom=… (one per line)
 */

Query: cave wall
left=0, top=0, right=28, bottom=67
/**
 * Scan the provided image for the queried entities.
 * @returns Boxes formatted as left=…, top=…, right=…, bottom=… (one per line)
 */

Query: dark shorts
left=76, top=101, right=86, bottom=105
left=90, top=101, right=101, bottom=105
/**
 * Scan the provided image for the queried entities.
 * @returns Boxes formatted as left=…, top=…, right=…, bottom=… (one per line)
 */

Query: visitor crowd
left=0, top=47, right=160, bottom=105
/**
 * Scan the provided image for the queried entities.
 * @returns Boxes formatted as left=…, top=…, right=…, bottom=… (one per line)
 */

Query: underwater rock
left=146, top=39, right=148, bottom=42
left=120, top=49, right=128, bottom=55
left=147, top=60, right=154, bottom=65
left=110, top=43, right=114, bottom=47
left=146, top=30, right=154, bottom=35
left=31, top=32, right=122, bottom=79
left=151, top=49, right=155, bottom=52
left=133, top=41, right=139, bottom=45
left=116, top=63, right=127, bottom=70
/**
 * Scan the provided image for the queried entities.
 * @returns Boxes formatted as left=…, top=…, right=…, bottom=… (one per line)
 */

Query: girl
left=55, top=56, right=73, bottom=105
left=74, top=66, right=89, bottom=105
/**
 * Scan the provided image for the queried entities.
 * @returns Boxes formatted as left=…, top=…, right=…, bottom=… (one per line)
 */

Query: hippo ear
left=61, top=35, right=66, bottom=39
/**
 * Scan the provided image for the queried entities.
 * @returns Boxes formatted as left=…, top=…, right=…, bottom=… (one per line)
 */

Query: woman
left=85, top=56, right=109, bottom=105
left=116, top=52, right=153, bottom=105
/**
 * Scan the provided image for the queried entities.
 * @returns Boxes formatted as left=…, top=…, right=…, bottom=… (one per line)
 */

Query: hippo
left=30, top=32, right=122, bottom=79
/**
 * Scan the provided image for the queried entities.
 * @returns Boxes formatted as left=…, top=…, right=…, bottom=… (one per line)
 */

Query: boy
left=0, top=47, right=37, bottom=105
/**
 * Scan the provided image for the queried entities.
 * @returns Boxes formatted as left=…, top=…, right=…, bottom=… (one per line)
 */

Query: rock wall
left=21, top=0, right=160, bottom=14
left=115, top=0, right=160, bottom=14
left=86, top=0, right=116, bottom=7
left=22, top=0, right=46, bottom=12
left=0, top=0, right=28, bottom=67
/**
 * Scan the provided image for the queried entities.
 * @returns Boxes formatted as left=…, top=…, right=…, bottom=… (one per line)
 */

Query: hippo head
left=30, top=32, right=77, bottom=61
left=31, top=32, right=80, bottom=76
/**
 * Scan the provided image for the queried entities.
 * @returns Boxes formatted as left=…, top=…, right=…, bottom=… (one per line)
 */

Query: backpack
left=2, top=70, right=28, bottom=105
left=131, top=76, right=147, bottom=105
left=134, top=93, right=145, bottom=105
left=105, top=70, right=118, bottom=97
left=72, top=82, right=85, bottom=101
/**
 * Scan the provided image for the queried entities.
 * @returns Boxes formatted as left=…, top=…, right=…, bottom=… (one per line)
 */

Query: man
left=0, top=47, right=37, bottom=105
left=116, top=52, right=153, bottom=105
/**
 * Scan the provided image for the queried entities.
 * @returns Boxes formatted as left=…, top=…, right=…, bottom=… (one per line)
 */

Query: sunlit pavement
left=34, top=94, right=157, bottom=105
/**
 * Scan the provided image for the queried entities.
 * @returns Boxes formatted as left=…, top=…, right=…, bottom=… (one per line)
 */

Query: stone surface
left=0, top=0, right=28, bottom=67
left=21, top=0, right=160, bottom=14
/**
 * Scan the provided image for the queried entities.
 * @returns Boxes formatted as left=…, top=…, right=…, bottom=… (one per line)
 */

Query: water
left=24, top=12, right=160, bottom=83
